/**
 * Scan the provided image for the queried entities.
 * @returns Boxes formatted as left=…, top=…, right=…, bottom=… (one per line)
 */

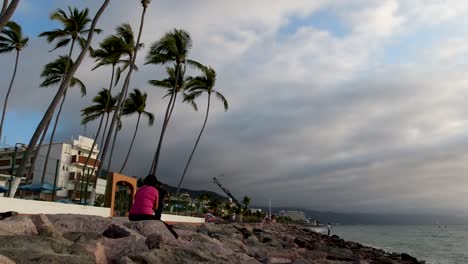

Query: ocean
left=332, top=225, right=468, bottom=264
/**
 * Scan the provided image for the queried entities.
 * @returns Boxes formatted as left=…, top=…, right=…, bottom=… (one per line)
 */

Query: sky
left=2, top=0, right=468, bottom=216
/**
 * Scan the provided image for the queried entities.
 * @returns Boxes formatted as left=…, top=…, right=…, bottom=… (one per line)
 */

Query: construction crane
left=213, top=175, right=243, bottom=210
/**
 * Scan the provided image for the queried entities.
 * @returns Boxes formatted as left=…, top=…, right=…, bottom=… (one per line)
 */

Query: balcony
left=70, top=155, right=100, bottom=168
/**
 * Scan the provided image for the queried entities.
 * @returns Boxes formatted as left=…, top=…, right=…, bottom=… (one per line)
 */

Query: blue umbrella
left=18, top=183, right=62, bottom=193
left=0, top=186, right=8, bottom=193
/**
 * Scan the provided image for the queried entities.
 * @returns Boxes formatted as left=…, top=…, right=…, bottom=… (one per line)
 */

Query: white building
left=0, top=136, right=106, bottom=200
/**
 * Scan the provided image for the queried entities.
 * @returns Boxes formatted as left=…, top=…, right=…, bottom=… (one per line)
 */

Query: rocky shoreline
left=0, top=214, right=424, bottom=264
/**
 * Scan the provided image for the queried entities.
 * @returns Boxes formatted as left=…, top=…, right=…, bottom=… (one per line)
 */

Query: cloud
left=2, top=0, right=468, bottom=215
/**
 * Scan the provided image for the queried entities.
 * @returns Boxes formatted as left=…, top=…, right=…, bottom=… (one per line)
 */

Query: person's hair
left=143, top=174, right=159, bottom=187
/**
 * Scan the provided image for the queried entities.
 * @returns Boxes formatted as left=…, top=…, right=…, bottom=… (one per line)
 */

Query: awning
left=18, top=183, right=62, bottom=193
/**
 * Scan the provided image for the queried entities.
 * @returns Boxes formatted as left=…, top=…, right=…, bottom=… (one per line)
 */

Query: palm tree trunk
left=27, top=118, right=51, bottom=182
left=175, top=93, right=211, bottom=196
left=15, top=0, right=109, bottom=184
left=0, top=0, right=19, bottom=31
left=0, top=49, right=19, bottom=140
left=40, top=91, right=67, bottom=183
left=1, top=1, right=8, bottom=16
left=149, top=91, right=177, bottom=171
left=120, top=114, right=141, bottom=173
left=150, top=63, right=180, bottom=175
left=90, top=3, right=147, bottom=205
left=99, top=64, right=115, bottom=147
left=40, top=37, right=75, bottom=184
left=71, top=112, right=105, bottom=200
left=105, top=118, right=119, bottom=173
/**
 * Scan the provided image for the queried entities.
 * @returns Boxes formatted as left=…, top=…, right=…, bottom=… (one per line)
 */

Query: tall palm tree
left=88, top=24, right=141, bottom=179
left=15, top=0, right=110, bottom=187
left=91, top=0, right=150, bottom=206
left=0, top=0, right=20, bottom=31
left=0, top=21, right=28, bottom=140
left=175, top=66, right=228, bottom=196
left=39, top=6, right=101, bottom=52
left=119, top=89, right=154, bottom=173
left=37, top=6, right=98, bottom=183
left=39, top=56, right=86, bottom=183
left=70, top=88, right=116, bottom=201
left=95, top=23, right=143, bottom=172
left=145, top=28, right=202, bottom=176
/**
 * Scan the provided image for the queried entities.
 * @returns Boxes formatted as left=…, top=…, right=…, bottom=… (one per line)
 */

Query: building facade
left=0, top=136, right=104, bottom=200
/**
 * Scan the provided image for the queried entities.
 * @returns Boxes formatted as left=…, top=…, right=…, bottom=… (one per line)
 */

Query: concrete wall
left=0, top=197, right=205, bottom=223
left=161, top=214, right=205, bottom=224
left=0, top=197, right=110, bottom=217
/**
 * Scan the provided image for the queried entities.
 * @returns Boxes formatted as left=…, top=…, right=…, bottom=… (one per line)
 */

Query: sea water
left=332, top=225, right=468, bottom=264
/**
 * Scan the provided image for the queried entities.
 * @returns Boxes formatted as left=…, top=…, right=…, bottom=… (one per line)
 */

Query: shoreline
left=0, top=214, right=424, bottom=263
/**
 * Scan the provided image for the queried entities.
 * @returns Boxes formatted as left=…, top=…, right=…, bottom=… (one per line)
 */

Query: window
left=78, top=151, right=81, bottom=156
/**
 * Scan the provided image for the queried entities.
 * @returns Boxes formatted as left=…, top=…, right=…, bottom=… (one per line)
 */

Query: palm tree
left=175, top=66, right=228, bottom=196
left=0, top=0, right=20, bottom=31
left=36, top=6, right=98, bottom=183
left=70, top=88, right=116, bottom=201
left=0, top=21, right=28, bottom=140
left=91, top=0, right=150, bottom=206
left=119, top=89, right=154, bottom=173
left=94, top=23, right=143, bottom=173
left=39, top=56, right=86, bottom=183
left=89, top=24, right=141, bottom=179
left=242, top=195, right=251, bottom=210
left=145, top=28, right=202, bottom=176
left=39, top=6, right=101, bottom=52
left=15, top=0, right=110, bottom=186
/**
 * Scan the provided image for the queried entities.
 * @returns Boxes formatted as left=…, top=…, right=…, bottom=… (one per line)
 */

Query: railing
left=70, top=155, right=100, bottom=167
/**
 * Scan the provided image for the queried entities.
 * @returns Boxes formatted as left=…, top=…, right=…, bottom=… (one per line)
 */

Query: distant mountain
left=255, top=206, right=468, bottom=225
left=160, top=184, right=228, bottom=201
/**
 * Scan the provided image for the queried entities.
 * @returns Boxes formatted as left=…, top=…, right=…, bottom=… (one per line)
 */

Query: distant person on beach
left=154, top=182, right=167, bottom=220
left=327, top=223, right=332, bottom=236
left=128, top=174, right=159, bottom=221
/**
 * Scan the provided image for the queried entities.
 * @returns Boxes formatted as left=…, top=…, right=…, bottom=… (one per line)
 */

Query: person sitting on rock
left=128, top=174, right=160, bottom=221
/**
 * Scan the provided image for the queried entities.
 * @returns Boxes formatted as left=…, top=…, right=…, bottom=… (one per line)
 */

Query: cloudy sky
left=2, top=0, right=468, bottom=215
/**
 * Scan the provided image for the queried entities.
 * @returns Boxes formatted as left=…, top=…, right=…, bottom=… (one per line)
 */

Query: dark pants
left=129, top=214, right=159, bottom=221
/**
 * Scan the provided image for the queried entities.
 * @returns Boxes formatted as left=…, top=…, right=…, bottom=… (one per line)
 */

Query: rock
left=0, top=211, right=18, bottom=220
left=0, top=236, right=95, bottom=264
left=0, top=229, right=14, bottom=236
left=103, top=223, right=134, bottom=239
left=101, top=236, right=148, bottom=262
left=0, top=215, right=37, bottom=235
left=400, top=253, right=420, bottom=263
left=70, top=240, right=107, bottom=264
left=38, top=224, right=64, bottom=239
left=63, top=231, right=104, bottom=243
left=326, top=247, right=358, bottom=261
left=245, top=235, right=262, bottom=247
left=123, top=220, right=175, bottom=240
left=0, top=254, right=15, bottom=264
left=47, top=214, right=113, bottom=234
left=146, top=233, right=166, bottom=249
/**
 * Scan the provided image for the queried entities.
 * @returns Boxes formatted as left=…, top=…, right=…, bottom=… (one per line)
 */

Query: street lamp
left=8, top=143, right=26, bottom=197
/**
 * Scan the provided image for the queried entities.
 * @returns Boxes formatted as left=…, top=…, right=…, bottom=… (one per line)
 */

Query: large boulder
left=0, top=215, right=37, bottom=235
left=123, top=220, right=175, bottom=240
left=0, top=235, right=95, bottom=264
left=46, top=214, right=113, bottom=234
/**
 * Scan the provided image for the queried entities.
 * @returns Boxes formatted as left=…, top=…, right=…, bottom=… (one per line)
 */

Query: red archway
left=104, top=173, right=137, bottom=217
